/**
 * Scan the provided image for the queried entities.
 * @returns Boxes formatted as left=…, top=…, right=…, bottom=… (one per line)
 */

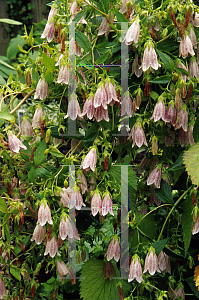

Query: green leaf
left=0, top=75, right=6, bottom=85
left=181, top=196, right=194, bottom=256
left=155, top=180, right=174, bottom=205
left=35, top=167, right=52, bottom=178
left=20, top=141, right=31, bottom=162
left=3, top=213, right=10, bottom=243
left=115, top=9, right=128, bottom=22
left=193, top=116, right=199, bottom=143
left=186, top=277, right=199, bottom=299
left=45, top=70, right=54, bottom=85
left=0, top=197, right=7, bottom=213
left=0, top=18, right=22, bottom=25
left=183, top=143, right=199, bottom=186
left=80, top=259, right=121, bottom=300
left=156, top=49, right=174, bottom=72
left=137, top=213, right=158, bottom=240
left=0, top=111, right=15, bottom=122
left=10, top=266, right=21, bottom=280
left=34, top=139, right=47, bottom=167
left=152, top=238, right=168, bottom=255
left=96, top=51, right=110, bottom=64
left=170, top=151, right=184, bottom=170
left=28, top=165, right=36, bottom=184
left=14, top=244, right=22, bottom=256
left=150, top=75, right=171, bottom=84
left=0, top=58, right=16, bottom=70
left=42, top=52, right=55, bottom=72
left=7, top=35, right=26, bottom=60
left=48, top=147, right=65, bottom=158
left=75, top=31, right=92, bottom=53
left=150, top=91, right=159, bottom=100
left=176, top=67, right=190, bottom=77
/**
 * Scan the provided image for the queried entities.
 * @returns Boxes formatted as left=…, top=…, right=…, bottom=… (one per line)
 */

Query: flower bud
left=45, top=129, right=51, bottom=143
left=152, top=136, right=158, bottom=155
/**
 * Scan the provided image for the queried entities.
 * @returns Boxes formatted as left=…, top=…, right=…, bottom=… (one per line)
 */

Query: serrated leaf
left=0, top=111, right=15, bottom=122
left=193, top=117, right=199, bottom=143
left=96, top=51, right=110, bottom=64
left=150, top=75, right=171, bottom=84
left=75, top=31, right=92, bottom=53
left=10, top=266, right=21, bottom=280
left=181, top=196, right=194, bottom=255
left=0, top=18, right=22, bottom=25
left=42, top=52, right=55, bottom=72
left=152, top=238, right=168, bottom=255
left=0, top=197, right=7, bottom=213
left=28, top=165, right=36, bottom=184
left=34, top=139, right=47, bottom=167
left=156, top=49, right=174, bottom=72
left=186, top=276, right=199, bottom=299
left=35, top=167, right=52, bottom=178
left=80, top=259, right=121, bottom=300
left=155, top=180, right=174, bottom=205
left=183, top=143, right=199, bottom=185
left=115, top=9, right=128, bottom=22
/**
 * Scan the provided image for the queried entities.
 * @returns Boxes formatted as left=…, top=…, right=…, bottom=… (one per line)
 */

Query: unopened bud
left=152, top=136, right=158, bottom=155
left=193, top=206, right=198, bottom=222
left=45, top=129, right=51, bottom=143
left=162, top=28, right=168, bottom=39
left=64, top=179, right=68, bottom=188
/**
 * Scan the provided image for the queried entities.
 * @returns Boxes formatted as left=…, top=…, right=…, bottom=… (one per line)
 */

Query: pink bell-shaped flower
left=150, top=97, right=165, bottom=122
left=0, top=276, right=6, bottom=300
left=41, top=7, right=57, bottom=42
left=105, top=237, right=120, bottom=262
left=189, top=57, right=199, bottom=78
left=69, top=37, right=81, bottom=56
left=94, top=84, right=108, bottom=109
left=74, top=187, right=86, bottom=210
left=128, top=255, right=143, bottom=283
left=164, top=102, right=177, bottom=125
left=20, top=118, right=33, bottom=136
left=59, top=214, right=74, bottom=240
left=192, top=216, right=199, bottom=234
left=76, top=68, right=88, bottom=85
left=91, top=190, right=102, bottom=216
left=175, top=106, right=188, bottom=131
left=31, top=224, right=46, bottom=245
left=32, top=106, right=45, bottom=129
left=189, top=27, right=197, bottom=49
left=105, top=80, right=118, bottom=105
left=179, top=33, right=195, bottom=59
left=8, top=131, right=27, bottom=154
left=175, top=88, right=184, bottom=108
left=177, top=61, right=188, bottom=82
left=129, top=123, right=148, bottom=148
left=57, top=65, right=69, bottom=84
left=56, top=259, right=69, bottom=277
left=81, top=148, right=97, bottom=172
left=64, top=94, right=82, bottom=120
left=158, top=251, right=171, bottom=274
left=121, top=93, right=133, bottom=117
left=95, top=105, right=109, bottom=122
left=44, top=235, right=59, bottom=258
left=124, top=17, right=140, bottom=45
left=131, top=55, right=143, bottom=78
left=142, top=41, right=161, bottom=72
left=98, top=15, right=113, bottom=38
left=178, top=128, right=189, bottom=147
left=34, top=77, right=48, bottom=100
left=188, top=124, right=195, bottom=145
left=38, top=201, right=53, bottom=226
left=119, top=0, right=128, bottom=14
left=147, top=166, right=162, bottom=189
left=77, top=172, right=88, bottom=194
left=102, top=192, right=114, bottom=216
left=170, top=285, right=185, bottom=299
left=81, top=95, right=94, bottom=120
left=59, top=187, right=70, bottom=207
left=143, top=247, right=160, bottom=275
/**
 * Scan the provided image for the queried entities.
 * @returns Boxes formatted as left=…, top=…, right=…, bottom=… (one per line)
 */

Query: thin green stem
left=157, top=186, right=192, bottom=242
